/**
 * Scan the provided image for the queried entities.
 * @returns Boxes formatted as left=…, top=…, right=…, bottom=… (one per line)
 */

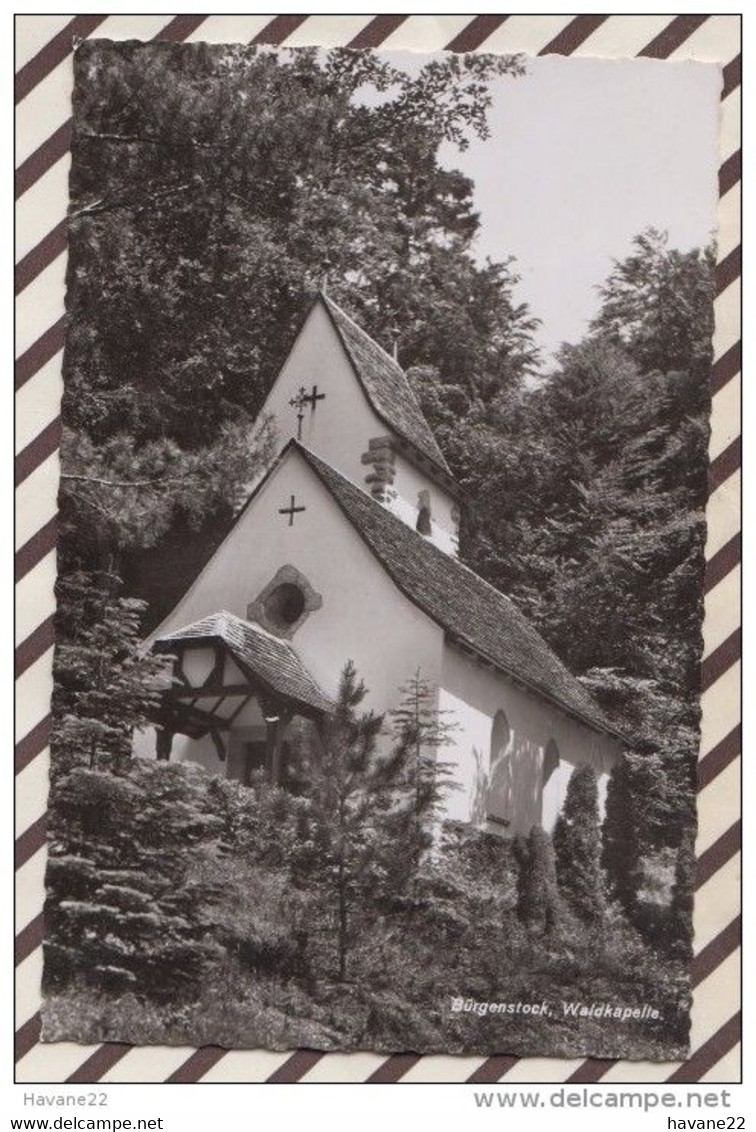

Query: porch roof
left=153, top=610, right=334, bottom=716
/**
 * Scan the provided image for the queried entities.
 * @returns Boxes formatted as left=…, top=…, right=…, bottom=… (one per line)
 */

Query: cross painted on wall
left=279, top=495, right=306, bottom=526
left=289, top=384, right=326, bottom=440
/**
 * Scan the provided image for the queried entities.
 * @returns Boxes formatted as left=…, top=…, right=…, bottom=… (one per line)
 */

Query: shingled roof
left=320, top=293, right=453, bottom=483
left=295, top=443, right=624, bottom=743
left=153, top=610, right=334, bottom=716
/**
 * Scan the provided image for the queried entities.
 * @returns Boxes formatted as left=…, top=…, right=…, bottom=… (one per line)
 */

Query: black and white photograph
left=41, top=38, right=721, bottom=1062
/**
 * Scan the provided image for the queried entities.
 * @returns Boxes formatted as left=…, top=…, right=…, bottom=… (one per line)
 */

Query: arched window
left=541, top=739, right=561, bottom=832
left=486, top=710, right=512, bottom=828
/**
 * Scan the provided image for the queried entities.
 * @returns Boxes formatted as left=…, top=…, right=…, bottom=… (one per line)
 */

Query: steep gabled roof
left=320, top=293, right=453, bottom=483
left=294, top=443, right=625, bottom=744
left=153, top=610, right=334, bottom=716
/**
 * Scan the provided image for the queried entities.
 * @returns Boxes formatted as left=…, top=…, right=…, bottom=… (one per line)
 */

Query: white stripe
left=703, top=567, right=740, bottom=659
left=15, top=354, right=63, bottom=456
left=699, top=661, right=740, bottom=758
left=15, top=254, right=66, bottom=357
left=200, top=1049, right=309, bottom=1083
left=15, top=747, right=50, bottom=838
left=15, top=554, right=56, bottom=648
left=100, top=1047, right=219, bottom=1084
left=694, top=854, right=740, bottom=953
left=716, top=182, right=741, bottom=262
left=183, top=16, right=269, bottom=44
left=500, top=1056, right=585, bottom=1081
left=284, top=15, right=376, bottom=48
left=668, top=16, right=741, bottom=62
left=704, top=471, right=740, bottom=561
left=697, top=759, right=741, bottom=855
left=470, top=15, right=574, bottom=57
left=709, top=372, right=740, bottom=465
left=297, top=1051, right=389, bottom=1082
left=15, top=15, right=73, bottom=72
left=712, top=285, right=741, bottom=362
left=719, top=90, right=741, bottom=168
left=566, top=15, right=672, bottom=58
left=15, top=948, right=44, bottom=1029
left=602, top=1057, right=675, bottom=1082
left=689, top=951, right=740, bottom=1050
left=700, top=1042, right=740, bottom=1081
left=379, top=15, right=478, bottom=53
left=15, top=847, right=47, bottom=934
left=15, top=650, right=54, bottom=745
left=15, top=154, right=70, bottom=261
left=15, top=454, right=59, bottom=551
left=15, top=1040, right=106, bottom=1083
left=400, top=1054, right=487, bottom=1083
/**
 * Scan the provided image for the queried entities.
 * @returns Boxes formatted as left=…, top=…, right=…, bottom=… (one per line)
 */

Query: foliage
left=515, top=825, right=561, bottom=934
left=601, top=756, right=642, bottom=916
left=51, top=570, right=167, bottom=776
left=553, top=766, right=604, bottom=922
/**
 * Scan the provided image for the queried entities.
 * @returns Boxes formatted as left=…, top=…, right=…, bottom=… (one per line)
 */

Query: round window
left=263, top=582, right=306, bottom=629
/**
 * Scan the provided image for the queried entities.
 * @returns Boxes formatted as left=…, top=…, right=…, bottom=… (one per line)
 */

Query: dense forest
left=45, top=41, right=714, bottom=1058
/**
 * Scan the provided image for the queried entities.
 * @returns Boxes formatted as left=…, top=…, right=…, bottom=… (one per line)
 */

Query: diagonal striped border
left=15, top=13, right=741, bottom=1084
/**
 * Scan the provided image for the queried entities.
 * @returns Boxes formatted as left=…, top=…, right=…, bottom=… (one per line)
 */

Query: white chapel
left=134, top=292, right=624, bottom=836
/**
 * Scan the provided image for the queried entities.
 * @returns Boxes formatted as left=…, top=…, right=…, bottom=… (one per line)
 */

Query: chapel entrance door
left=226, top=734, right=267, bottom=786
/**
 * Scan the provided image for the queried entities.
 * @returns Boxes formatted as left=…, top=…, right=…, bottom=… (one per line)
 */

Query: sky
left=385, top=52, right=722, bottom=366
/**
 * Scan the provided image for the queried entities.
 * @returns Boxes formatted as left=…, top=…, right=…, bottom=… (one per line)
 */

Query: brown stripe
left=16, top=813, right=47, bottom=870
left=15, top=1012, right=42, bottom=1063
left=252, top=15, right=308, bottom=45
left=15, top=119, right=72, bottom=200
left=348, top=15, right=408, bottom=50
left=15, top=15, right=109, bottom=104
left=566, top=1058, right=615, bottom=1083
left=701, top=628, right=740, bottom=693
left=154, top=15, right=209, bottom=42
left=16, top=614, right=55, bottom=679
left=638, top=15, right=710, bottom=59
left=709, top=436, right=741, bottom=496
left=166, top=1046, right=228, bottom=1083
left=446, top=15, right=509, bottom=52
left=539, top=15, right=609, bottom=56
left=366, top=1053, right=421, bottom=1082
left=711, top=341, right=741, bottom=396
left=15, top=416, right=62, bottom=486
left=722, top=54, right=741, bottom=100
left=698, top=725, right=740, bottom=792
left=15, top=316, right=66, bottom=390
left=466, top=1055, right=519, bottom=1083
left=15, top=913, right=44, bottom=966
left=697, top=822, right=741, bottom=889
left=692, top=917, right=741, bottom=988
left=266, top=1049, right=324, bottom=1082
left=15, top=714, right=52, bottom=775
left=716, top=245, right=741, bottom=297
left=15, top=515, right=58, bottom=584
left=667, top=1013, right=740, bottom=1082
left=67, top=1044, right=132, bottom=1083
left=15, top=218, right=67, bottom=295
left=719, top=149, right=741, bottom=197
left=705, top=534, right=740, bottom=594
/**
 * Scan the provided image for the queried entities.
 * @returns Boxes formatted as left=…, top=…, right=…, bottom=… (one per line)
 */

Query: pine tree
left=553, top=766, right=604, bottom=922
left=289, top=662, right=388, bottom=982
left=601, top=756, right=642, bottom=916
left=381, top=669, right=458, bottom=889
left=51, top=570, right=167, bottom=776
left=515, top=826, right=561, bottom=934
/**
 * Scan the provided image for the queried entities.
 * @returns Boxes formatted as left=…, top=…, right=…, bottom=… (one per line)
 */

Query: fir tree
left=289, top=662, right=387, bottom=982
left=553, top=766, right=604, bottom=922
left=51, top=570, right=167, bottom=776
left=601, top=756, right=642, bottom=916
left=515, top=826, right=561, bottom=934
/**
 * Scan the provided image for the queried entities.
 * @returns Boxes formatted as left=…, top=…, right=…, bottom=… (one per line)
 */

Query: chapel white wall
left=137, top=449, right=445, bottom=769
left=438, top=645, right=622, bottom=837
